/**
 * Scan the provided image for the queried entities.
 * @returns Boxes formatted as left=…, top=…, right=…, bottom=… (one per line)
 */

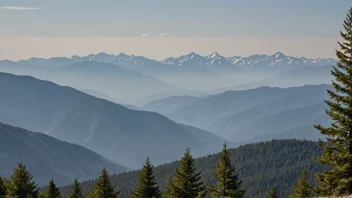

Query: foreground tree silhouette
left=5, top=162, right=39, bottom=198
left=288, top=169, right=313, bottom=198
left=209, top=143, right=245, bottom=198
left=0, top=177, right=6, bottom=198
left=266, top=186, right=280, bottom=198
left=314, top=7, right=352, bottom=196
left=88, top=168, right=119, bottom=198
left=44, top=179, right=61, bottom=198
left=131, top=157, right=161, bottom=198
left=164, top=148, right=206, bottom=198
left=68, top=179, right=83, bottom=198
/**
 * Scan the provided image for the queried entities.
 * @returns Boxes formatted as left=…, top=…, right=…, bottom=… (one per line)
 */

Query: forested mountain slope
left=60, top=139, right=325, bottom=198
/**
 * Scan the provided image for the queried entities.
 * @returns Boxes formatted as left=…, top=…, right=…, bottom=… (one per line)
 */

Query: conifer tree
left=209, top=143, right=245, bottom=198
left=88, top=168, right=119, bottom=198
left=44, top=179, right=61, bottom=198
left=0, top=177, right=6, bottom=198
left=288, top=169, right=313, bottom=198
left=314, top=7, right=352, bottom=196
left=266, top=186, right=280, bottom=198
left=5, top=162, right=39, bottom=198
left=131, top=157, right=161, bottom=198
left=164, top=148, right=206, bottom=198
left=68, top=179, right=83, bottom=198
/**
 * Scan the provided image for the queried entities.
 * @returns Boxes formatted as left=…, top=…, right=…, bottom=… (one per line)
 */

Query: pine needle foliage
left=164, top=148, right=206, bottom=198
left=131, top=157, right=161, bottom=198
left=209, top=143, right=245, bottom=198
left=314, top=7, right=352, bottom=196
left=88, top=169, right=119, bottom=198
left=5, top=162, right=39, bottom=198
left=266, top=186, right=280, bottom=198
left=44, top=180, right=61, bottom=198
left=288, top=169, right=313, bottom=198
left=68, top=179, right=83, bottom=198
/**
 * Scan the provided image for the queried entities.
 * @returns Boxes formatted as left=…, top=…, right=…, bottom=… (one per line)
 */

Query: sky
left=0, top=0, right=350, bottom=60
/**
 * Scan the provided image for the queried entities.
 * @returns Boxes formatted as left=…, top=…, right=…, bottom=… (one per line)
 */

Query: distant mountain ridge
left=0, top=122, right=126, bottom=186
left=142, top=84, right=331, bottom=142
left=0, top=72, right=227, bottom=169
left=0, top=52, right=336, bottom=105
left=2, top=52, right=336, bottom=69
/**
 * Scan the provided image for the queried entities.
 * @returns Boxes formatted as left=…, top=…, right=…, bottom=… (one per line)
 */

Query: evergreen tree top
left=131, top=157, right=161, bottom=198
left=266, top=186, right=280, bottom=198
left=88, top=168, right=119, bottom=198
left=5, top=162, right=39, bottom=198
left=210, top=143, right=245, bottom=198
left=165, top=148, right=205, bottom=198
left=68, top=179, right=83, bottom=198
left=288, top=169, right=313, bottom=198
left=45, top=179, right=61, bottom=198
left=0, top=177, right=6, bottom=198
left=314, top=7, right=352, bottom=196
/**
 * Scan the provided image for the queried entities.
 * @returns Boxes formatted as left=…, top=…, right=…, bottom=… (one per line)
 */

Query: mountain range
left=0, top=72, right=227, bottom=169
left=0, top=122, right=126, bottom=186
left=0, top=52, right=336, bottom=105
left=3, top=51, right=335, bottom=69
left=142, top=84, right=331, bottom=142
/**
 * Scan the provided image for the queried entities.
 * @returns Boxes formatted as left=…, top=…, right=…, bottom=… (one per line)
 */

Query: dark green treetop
left=88, top=168, right=119, bottom=198
left=44, top=180, right=61, bottom=198
left=288, top=169, right=313, bottom=198
left=0, top=177, right=6, bottom=198
left=68, top=179, right=84, bottom=198
left=5, top=162, right=39, bottom=198
left=209, top=143, right=245, bottom=198
left=164, top=148, right=206, bottom=198
left=266, top=186, right=280, bottom=198
left=131, top=157, right=161, bottom=198
left=314, top=7, right=352, bottom=196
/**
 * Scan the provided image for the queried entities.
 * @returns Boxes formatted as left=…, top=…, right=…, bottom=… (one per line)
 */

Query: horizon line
left=1, top=51, right=337, bottom=62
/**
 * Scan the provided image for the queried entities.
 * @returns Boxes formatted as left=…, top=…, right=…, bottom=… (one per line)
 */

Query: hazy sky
left=0, top=0, right=349, bottom=60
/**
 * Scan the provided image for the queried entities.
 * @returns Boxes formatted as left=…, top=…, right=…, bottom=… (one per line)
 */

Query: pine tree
left=131, top=157, right=161, bottom=198
left=164, top=148, right=206, bottom=198
left=0, top=177, right=6, bottom=198
left=44, top=180, right=61, bottom=198
left=209, top=143, right=245, bottom=198
left=88, top=168, right=119, bottom=198
left=5, top=162, right=39, bottom=198
left=314, top=7, right=352, bottom=196
left=68, top=179, right=83, bottom=198
left=266, top=186, right=280, bottom=198
left=288, top=169, right=313, bottom=198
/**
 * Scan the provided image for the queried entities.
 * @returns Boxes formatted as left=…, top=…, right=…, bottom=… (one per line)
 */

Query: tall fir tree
left=44, top=180, right=61, bottom=198
left=5, top=162, right=39, bottom=198
left=266, top=186, right=280, bottom=198
left=131, top=157, right=161, bottom=198
left=0, top=177, right=6, bottom=198
left=164, top=148, right=206, bottom=198
left=288, top=169, right=313, bottom=198
left=88, top=168, right=119, bottom=198
left=68, top=179, right=83, bottom=198
left=209, top=143, right=245, bottom=198
left=314, top=7, right=352, bottom=196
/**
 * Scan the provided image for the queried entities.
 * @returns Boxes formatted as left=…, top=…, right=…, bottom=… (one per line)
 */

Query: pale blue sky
left=0, top=0, right=350, bottom=60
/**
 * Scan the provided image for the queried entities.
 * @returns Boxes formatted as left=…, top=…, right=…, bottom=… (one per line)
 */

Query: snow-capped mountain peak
left=10, top=52, right=337, bottom=71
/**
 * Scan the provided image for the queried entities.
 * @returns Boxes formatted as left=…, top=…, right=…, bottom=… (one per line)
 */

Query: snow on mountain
left=227, top=52, right=336, bottom=68
left=161, top=52, right=207, bottom=66
left=5, top=52, right=336, bottom=69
